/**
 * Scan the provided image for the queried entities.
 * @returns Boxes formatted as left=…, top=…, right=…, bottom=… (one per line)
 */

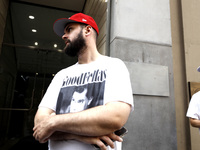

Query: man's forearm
left=50, top=131, right=123, bottom=150
left=33, top=102, right=131, bottom=143
left=50, top=102, right=131, bottom=136
left=34, top=107, right=55, bottom=125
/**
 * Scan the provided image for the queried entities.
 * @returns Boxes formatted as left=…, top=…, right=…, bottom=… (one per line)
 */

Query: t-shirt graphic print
left=56, top=69, right=106, bottom=114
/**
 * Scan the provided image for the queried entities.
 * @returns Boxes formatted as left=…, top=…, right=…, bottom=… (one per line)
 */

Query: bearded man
left=33, top=13, right=134, bottom=150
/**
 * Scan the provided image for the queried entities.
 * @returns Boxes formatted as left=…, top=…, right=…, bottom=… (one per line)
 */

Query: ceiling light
left=54, top=44, right=57, bottom=48
left=57, top=49, right=63, bottom=53
left=29, top=15, right=35, bottom=19
left=104, top=0, right=108, bottom=2
left=34, top=42, right=38, bottom=46
left=32, top=29, right=37, bottom=32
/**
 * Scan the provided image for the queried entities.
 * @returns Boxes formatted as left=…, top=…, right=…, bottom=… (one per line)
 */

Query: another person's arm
left=190, top=118, right=200, bottom=128
left=186, top=92, right=200, bottom=129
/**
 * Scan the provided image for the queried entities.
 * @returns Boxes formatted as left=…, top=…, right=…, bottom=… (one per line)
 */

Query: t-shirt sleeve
left=39, top=72, right=64, bottom=111
left=186, top=92, right=200, bottom=120
left=104, top=58, right=134, bottom=110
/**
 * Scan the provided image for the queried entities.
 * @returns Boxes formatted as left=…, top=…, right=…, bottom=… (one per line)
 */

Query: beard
left=63, top=31, right=87, bottom=57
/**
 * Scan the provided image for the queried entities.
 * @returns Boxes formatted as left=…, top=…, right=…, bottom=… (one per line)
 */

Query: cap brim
left=53, top=18, right=78, bottom=37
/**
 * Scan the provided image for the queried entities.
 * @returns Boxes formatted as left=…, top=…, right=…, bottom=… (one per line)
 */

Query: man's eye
left=67, top=28, right=72, bottom=33
left=78, top=99, right=84, bottom=103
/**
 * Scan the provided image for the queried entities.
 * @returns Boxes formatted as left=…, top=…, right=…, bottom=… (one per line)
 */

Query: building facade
left=0, top=0, right=199, bottom=150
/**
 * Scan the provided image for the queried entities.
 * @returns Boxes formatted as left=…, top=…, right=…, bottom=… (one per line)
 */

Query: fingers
left=33, top=131, right=48, bottom=143
left=94, top=134, right=122, bottom=150
left=94, top=140, right=107, bottom=150
left=100, top=136, right=114, bottom=149
left=33, top=126, right=37, bottom=139
left=108, top=133, right=123, bottom=142
left=75, top=135, right=111, bottom=150
left=95, top=133, right=123, bottom=150
left=33, top=125, right=49, bottom=143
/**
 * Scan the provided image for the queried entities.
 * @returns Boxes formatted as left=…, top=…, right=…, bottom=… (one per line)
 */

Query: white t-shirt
left=186, top=91, right=200, bottom=131
left=39, top=55, right=134, bottom=150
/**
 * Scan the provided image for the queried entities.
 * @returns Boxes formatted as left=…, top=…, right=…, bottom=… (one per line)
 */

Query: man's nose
left=62, top=33, right=68, bottom=40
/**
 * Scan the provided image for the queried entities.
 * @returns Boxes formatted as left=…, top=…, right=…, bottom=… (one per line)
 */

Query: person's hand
left=93, top=133, right=123, bottom=150
left=33, top=113, right=56, bottom=143
left=50, top=132, right=123, bottom=150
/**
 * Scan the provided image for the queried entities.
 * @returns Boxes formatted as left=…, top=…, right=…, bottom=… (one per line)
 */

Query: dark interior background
left=0, top=0, right=89, bottom=149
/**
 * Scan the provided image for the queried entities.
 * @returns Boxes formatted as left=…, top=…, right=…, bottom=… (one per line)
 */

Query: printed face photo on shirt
left=70, top=87, right=93, bottom=112
left=56, top=82, right=105, bottom=114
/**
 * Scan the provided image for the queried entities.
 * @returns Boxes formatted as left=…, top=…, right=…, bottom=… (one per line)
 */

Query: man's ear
left=85, top=25, right=92, bottom=36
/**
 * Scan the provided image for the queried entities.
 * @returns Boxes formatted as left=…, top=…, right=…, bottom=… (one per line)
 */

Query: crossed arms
left=33, top=101, right=131, bottom=150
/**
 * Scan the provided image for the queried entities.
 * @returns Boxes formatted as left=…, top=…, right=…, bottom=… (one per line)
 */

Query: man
left=33, top=13, right=133, bottom=150
left=186, top=66, right=200, bottom=131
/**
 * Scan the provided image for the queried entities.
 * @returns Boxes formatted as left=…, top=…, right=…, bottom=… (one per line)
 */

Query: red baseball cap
left=53, top=13, right=99, bottom=37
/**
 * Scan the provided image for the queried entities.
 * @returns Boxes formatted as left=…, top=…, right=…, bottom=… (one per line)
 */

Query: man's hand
left=33, top=113, right=56, bottom=143
left=91, top=133, right=123, bottom=150
left=50, top=132, right=123, bottom=150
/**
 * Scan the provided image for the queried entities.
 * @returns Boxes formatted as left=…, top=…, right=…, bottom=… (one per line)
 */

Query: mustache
left=65, top=39, right=71, bottom=44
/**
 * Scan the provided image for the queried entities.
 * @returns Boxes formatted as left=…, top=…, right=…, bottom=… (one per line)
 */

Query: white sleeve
left=104, top=59, right=134, bottom=110
left=186, top=92, right=200, bottom=120
left=39, top=72, right=64, bottom=111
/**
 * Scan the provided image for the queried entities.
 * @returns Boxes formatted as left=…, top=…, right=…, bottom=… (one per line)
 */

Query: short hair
left=73, top=86, right=85, bottom=94
left=80, top=24, right=98, bottom=41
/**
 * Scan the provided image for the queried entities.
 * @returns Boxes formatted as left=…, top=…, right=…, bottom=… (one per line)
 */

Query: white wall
left=110, top=0, right=172, bottom=45
left=109, top=0, right=177, bottom=149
